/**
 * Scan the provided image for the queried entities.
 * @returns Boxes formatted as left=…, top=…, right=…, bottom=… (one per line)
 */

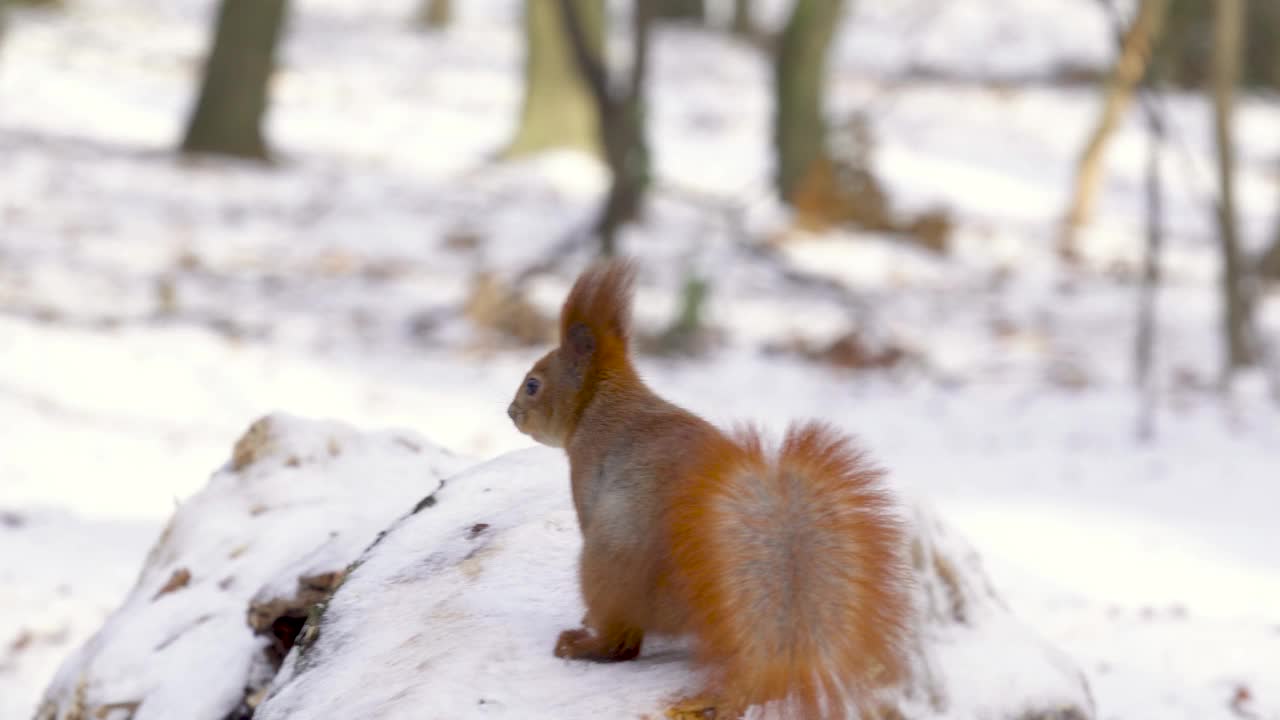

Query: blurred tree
left=1211, top=0, right=1256, bottom=374
left=656, top=0, right=704, bottom=22
left=1261, top=228, right=1280, bottom=280
left=1135, top=72, right=1166, bottom=441
left=730, top=0, right=758, bottom=38
left=180, top=0, right=288, bottom=160
left=505, top=0, right=603, bottom=158
left=1060, top=0, right=1168, bottom=261
left=1157, top=0, right=1279, bottom=90
left=773, top=0, right=845, bottom=205
left=6, top=0, right=65, bottom=34
left=559, top=0, right=653, bottom=256
left=413, top=0, right=451, bottom=30
left=652, top=273, right=711, bottom=356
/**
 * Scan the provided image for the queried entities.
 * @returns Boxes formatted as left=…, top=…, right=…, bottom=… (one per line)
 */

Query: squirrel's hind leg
left=553, top=624, right=643, bottom=662
left=555, top=531, right=650, bottom=661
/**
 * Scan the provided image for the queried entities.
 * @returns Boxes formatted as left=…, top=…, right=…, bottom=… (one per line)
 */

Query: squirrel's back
left=667, top=422, right=913, bottom=718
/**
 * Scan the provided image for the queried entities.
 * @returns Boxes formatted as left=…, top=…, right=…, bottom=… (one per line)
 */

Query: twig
left=628, top=1, right=652, bottom=102
left=509, top=222, right=596, bottom=288
left=1090, top=0, right=1170, bottom=438
left=740, top=242, right=874, bottom=328
left=1092, top=0, right=1218, bottom=242
left=1135, top=81, right=1165, bottom=442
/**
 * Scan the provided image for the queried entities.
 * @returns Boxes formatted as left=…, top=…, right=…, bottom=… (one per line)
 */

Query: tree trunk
left=1244, top=0, right=1280, bottom=89
left=595, top=2, right=652, bottom=256
left=1261, top=232, right=1280, bottom=280
left=772, top=0, right=845, bottom=205
left=1212, top=0, right=1255, bottom=374
left=505, top=0, right=603, bottom=158
left=559, top=0, right=652, bottom=257
left=1158, top=0, right=1280, bottom=90
left=656, top=0, right=704, bottom=21
left=180, top=0, right=288, bottom=160
left=595, top=93, right=651, bottom=255
left=730, top=0, right=756, bottom=37
left=413, top=0, right=451, bottom=30
left=1059, top=0, right=1168, bottom=261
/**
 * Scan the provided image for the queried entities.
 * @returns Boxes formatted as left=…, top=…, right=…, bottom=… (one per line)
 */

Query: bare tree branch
left=557, top=0, right=612, bottom=112
left=1135, top=84, right=1164, bottom=442
left=1211, top=0, right=1255, bottom=378
left=628, top=1, right=653, bottom=102
left=1261, top=234, right=1280, bottom=279
left=1060, top=0, right=1168, bottom=262
left=556, top=1, right=653, bottom=255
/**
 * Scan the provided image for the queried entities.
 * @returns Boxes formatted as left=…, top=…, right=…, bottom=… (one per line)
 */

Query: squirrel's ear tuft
left=560, top=258, right=637, bottom=350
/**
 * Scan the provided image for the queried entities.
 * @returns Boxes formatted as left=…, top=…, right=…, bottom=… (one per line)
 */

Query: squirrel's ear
left=565, top=322, right=595, bottom=357
left=564, top=322, right=595, bottom=382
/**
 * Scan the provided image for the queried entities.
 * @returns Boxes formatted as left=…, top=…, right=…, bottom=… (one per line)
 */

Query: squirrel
left=506, top=259, right=914, bottom=720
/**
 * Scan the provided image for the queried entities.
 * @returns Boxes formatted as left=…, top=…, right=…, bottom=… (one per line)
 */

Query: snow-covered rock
left=256, top=446, right=1094, bottom=720
left=36, top=415, right=1093, bottom=720
left=33, top=414, right=470, bottom=720
left=904, top=505, right=1094, bottom=719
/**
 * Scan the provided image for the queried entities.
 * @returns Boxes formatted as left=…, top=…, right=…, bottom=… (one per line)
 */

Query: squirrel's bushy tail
left=669, top=422, right=913, bottom=718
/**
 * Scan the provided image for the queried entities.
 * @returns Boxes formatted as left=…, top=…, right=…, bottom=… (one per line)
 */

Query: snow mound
left=34, top=414, right=470, bottom=720
left=905, top=505, right=1094, bottom=719
left=34, top=416, right=1093, bottom=720
left=256, top=448, right=1095, bottom=720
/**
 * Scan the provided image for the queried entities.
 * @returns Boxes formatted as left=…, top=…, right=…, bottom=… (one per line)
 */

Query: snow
left=32, top=414, right=469, bottom=720
left=3, top=0, right=1280, bottom=718
left=246, top=440, right=1090, bottom=720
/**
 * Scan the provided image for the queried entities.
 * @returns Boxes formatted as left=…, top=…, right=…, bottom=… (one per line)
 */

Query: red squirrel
left=506, top=260, right=913, bottom=719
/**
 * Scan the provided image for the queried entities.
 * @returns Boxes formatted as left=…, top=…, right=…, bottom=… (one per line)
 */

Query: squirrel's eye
left=524, top=377, right=541, bottom=396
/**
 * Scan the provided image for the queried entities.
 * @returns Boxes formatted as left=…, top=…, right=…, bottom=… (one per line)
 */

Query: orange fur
left=506, top=259, right=914, bottom=719
left=559, top=258, right=636, bottom=367
left=557, top=259, right=638, bottom=430
left=668, top=423, right=912, bottom=718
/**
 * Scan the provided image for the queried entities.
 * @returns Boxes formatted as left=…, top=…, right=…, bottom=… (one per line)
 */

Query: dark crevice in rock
left=412, top=491, right=438, bottom=513
left=269, top=615, right=306, bottom=658
left=249, top=570, right=346, bottom=668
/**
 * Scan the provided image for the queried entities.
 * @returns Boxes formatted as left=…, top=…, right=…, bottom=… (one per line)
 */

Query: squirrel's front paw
left=554, top=628, right=592, bottom=659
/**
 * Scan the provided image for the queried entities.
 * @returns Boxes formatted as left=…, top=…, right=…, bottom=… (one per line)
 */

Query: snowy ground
left=2, top=1, right=1279, bottom=719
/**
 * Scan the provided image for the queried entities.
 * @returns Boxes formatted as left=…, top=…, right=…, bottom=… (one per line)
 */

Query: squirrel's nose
left=506, top=404, right=517, bottom=422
